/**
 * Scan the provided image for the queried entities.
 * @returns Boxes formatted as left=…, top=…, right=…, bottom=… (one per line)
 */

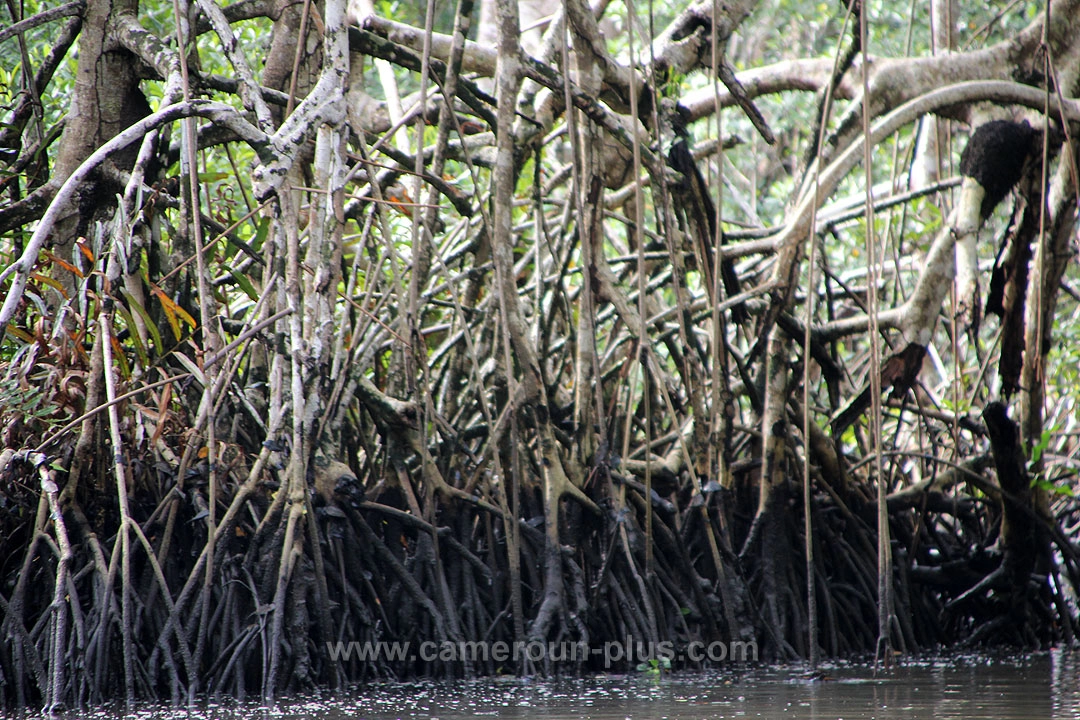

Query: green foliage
left=0, top=20, right=77, bottom=137
left=1031, top=476, right=1077, bottom=499
left=0, top=375, right=61, bottom=429
left=636, top=655, right=672, bottom=676
left=1030, top=428, right=1053, bottom=466
left=1028, top=425, right=1077, bottom=498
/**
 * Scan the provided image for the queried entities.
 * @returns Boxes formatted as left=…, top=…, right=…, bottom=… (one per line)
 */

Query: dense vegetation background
left=2, top=0, right=1079, bottom=709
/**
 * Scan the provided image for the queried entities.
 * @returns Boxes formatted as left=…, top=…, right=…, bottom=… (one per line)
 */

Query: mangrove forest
left=1, top=0, right=1080, bottom=710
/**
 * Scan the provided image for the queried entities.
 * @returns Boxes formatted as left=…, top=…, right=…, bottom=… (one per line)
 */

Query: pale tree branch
left=0, top=0, right=83, bottom=44
left=193, top=0, right=276, bottom=129
left=0, top=100, right=271, bottom=330
left=758, top=80, right=1080, bottom=352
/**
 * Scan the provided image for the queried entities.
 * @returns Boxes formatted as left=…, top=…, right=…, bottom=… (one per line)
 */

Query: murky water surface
left=34, top=650, right=1080, bottom=719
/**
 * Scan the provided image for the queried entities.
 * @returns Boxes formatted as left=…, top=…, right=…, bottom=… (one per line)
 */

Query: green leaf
left=250, top=215, right=270, bottom=252
left=1030, top=429, right=1052, bottom=465
left=229, top=268, right=259, bottom=301
left=115, top=305, right=149, bottom=368
left=121, top=287, right=164, bottom=354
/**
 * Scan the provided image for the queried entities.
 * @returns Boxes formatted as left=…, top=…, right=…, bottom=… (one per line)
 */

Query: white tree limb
left=0, top=101, right=271, bottom=331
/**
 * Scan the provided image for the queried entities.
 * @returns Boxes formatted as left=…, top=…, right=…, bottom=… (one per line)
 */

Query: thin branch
left=0, top=0, right=83, bottom=44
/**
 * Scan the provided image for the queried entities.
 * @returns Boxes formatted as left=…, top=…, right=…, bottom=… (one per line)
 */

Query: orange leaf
left=5, top=326, right=33, bottom=343
left=75, top=237, right=95, bottom=262
left=386, top=185, right=414, bottom=217
left=149, top=284, right=198, bottom=339
left=150, top=381, right=172, bottom=446
left=41, top=250, right=83, bottom=279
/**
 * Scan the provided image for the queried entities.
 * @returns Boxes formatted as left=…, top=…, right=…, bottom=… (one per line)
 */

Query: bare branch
left=0, top=0, right=84, bottom=45
left=0, top=100, right=270, bottom=330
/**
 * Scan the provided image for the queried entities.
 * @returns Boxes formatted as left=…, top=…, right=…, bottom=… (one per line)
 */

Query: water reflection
left=39, top=649, right=1080, bottom=720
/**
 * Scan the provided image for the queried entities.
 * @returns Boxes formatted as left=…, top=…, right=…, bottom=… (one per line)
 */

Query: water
left=33, top=650, right=1080, bottom=720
